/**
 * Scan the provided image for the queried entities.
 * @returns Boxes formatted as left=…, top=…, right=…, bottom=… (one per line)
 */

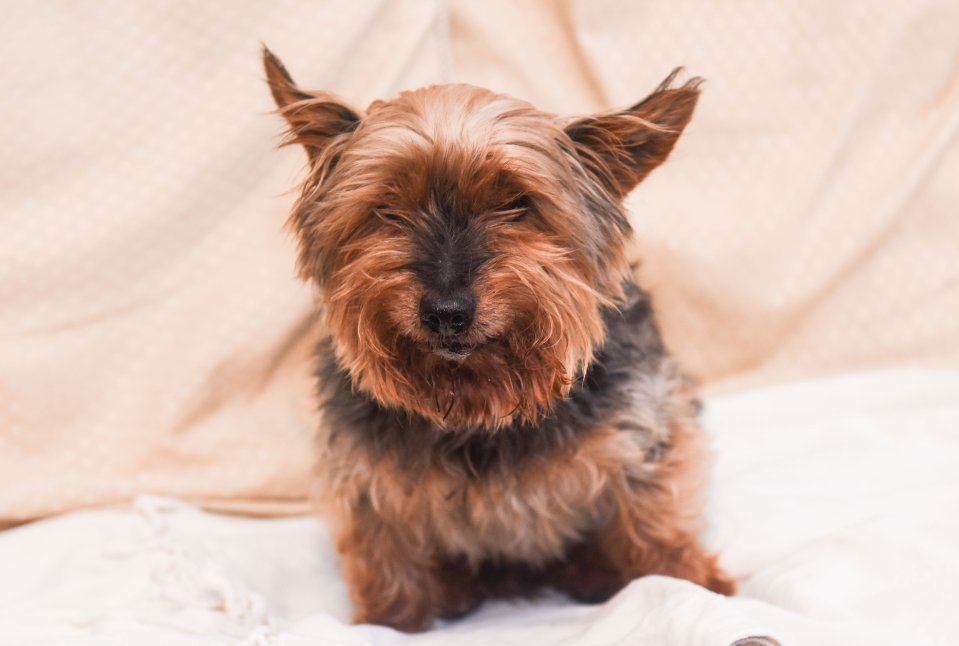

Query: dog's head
left=264, top=47, right=700, bottom=429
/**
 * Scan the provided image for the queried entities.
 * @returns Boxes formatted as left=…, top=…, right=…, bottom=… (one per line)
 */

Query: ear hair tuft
left=565, top=69, right=702, bottom=197
left=262, top=45, right=362, bottom=164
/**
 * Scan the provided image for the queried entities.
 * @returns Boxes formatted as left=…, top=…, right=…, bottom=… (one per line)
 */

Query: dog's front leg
left=335, top=501, right=442, bottom=632
left=596, top=421, right=736, bottom=595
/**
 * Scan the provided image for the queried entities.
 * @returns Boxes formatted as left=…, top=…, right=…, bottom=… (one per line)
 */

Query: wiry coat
left=263, top=47, right=733, bottom=632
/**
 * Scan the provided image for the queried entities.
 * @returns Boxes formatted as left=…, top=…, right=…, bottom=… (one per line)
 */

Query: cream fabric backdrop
left=2, top=0, right=957, bottom=524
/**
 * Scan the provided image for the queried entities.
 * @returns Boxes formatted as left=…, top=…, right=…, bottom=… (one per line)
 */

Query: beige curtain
left=1, top=0, right=957, bottom=524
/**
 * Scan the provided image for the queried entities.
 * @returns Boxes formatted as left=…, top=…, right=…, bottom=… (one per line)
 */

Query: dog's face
left=264, top=49, right=699, bottom=429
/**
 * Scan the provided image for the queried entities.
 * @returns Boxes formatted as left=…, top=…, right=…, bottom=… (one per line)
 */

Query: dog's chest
left=375, top=424, right=653, bottom=563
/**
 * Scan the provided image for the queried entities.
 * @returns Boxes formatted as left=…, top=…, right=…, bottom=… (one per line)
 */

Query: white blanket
left=2, top=369, right=957, bottom=645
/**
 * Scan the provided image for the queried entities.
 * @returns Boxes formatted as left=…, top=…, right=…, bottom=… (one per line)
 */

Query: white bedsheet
left=2, top=369, right=957, bottom=645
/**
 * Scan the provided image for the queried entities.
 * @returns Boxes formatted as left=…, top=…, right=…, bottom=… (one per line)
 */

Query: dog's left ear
left=262, top=46, right=361, bottom=164
left=565, top=70, right=702, bottom=197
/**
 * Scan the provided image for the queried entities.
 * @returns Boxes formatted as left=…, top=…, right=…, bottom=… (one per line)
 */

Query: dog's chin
left=371, top=333, right=571, bottom=428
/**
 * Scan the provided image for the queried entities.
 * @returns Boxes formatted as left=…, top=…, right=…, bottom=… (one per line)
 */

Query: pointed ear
left=565, top=69, right=702, bottom=197
left=262, top=46, right=361, bottom=163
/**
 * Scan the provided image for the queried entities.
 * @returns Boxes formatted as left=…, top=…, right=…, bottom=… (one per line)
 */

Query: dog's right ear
left=262, top=46, right=361, bottom=163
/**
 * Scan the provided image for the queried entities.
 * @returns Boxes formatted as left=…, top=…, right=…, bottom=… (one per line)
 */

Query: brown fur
left=321, top=359, right=731, bottom=629
left=264, top=46, right=733, bottom=632
left=282, top=83, right=628, bottom=429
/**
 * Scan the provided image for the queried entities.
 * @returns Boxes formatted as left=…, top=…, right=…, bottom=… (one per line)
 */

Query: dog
left=263, top=46, right=734, bottom=632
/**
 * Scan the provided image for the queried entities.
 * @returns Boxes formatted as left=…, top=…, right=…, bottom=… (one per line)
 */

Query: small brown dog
left=264, top=47, right=734, bottom=632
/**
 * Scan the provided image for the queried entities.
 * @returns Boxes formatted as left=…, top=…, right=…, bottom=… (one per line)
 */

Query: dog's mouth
left=431, top=341, right=475, bottom=362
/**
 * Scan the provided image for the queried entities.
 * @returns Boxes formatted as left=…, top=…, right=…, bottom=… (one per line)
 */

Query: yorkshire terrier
left=264, top=47, right=734, bottom=632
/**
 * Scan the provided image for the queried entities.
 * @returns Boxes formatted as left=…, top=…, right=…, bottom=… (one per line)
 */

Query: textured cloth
left=2, top=369, right=958, bottom=645
left=1, top=1, right=958, bottom=522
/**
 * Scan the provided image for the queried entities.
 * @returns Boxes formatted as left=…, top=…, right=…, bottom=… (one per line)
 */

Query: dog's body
left=264, top=48, right=733, bottom=632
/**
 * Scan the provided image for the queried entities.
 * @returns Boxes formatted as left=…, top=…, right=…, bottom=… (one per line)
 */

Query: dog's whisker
left=442, top=379, right=458, bottom=422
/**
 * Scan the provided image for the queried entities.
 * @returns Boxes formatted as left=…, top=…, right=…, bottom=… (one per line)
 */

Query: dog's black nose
left=420, top=291, right=475, bottom=338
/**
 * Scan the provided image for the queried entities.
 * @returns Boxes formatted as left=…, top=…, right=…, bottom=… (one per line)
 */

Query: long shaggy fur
left=264, top=46, right=733, bottom=632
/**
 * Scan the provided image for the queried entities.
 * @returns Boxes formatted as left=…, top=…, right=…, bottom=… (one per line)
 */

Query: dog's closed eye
left=496, top=195, right=532, bottom=223
left=375, top=206, right=407, bottom=225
